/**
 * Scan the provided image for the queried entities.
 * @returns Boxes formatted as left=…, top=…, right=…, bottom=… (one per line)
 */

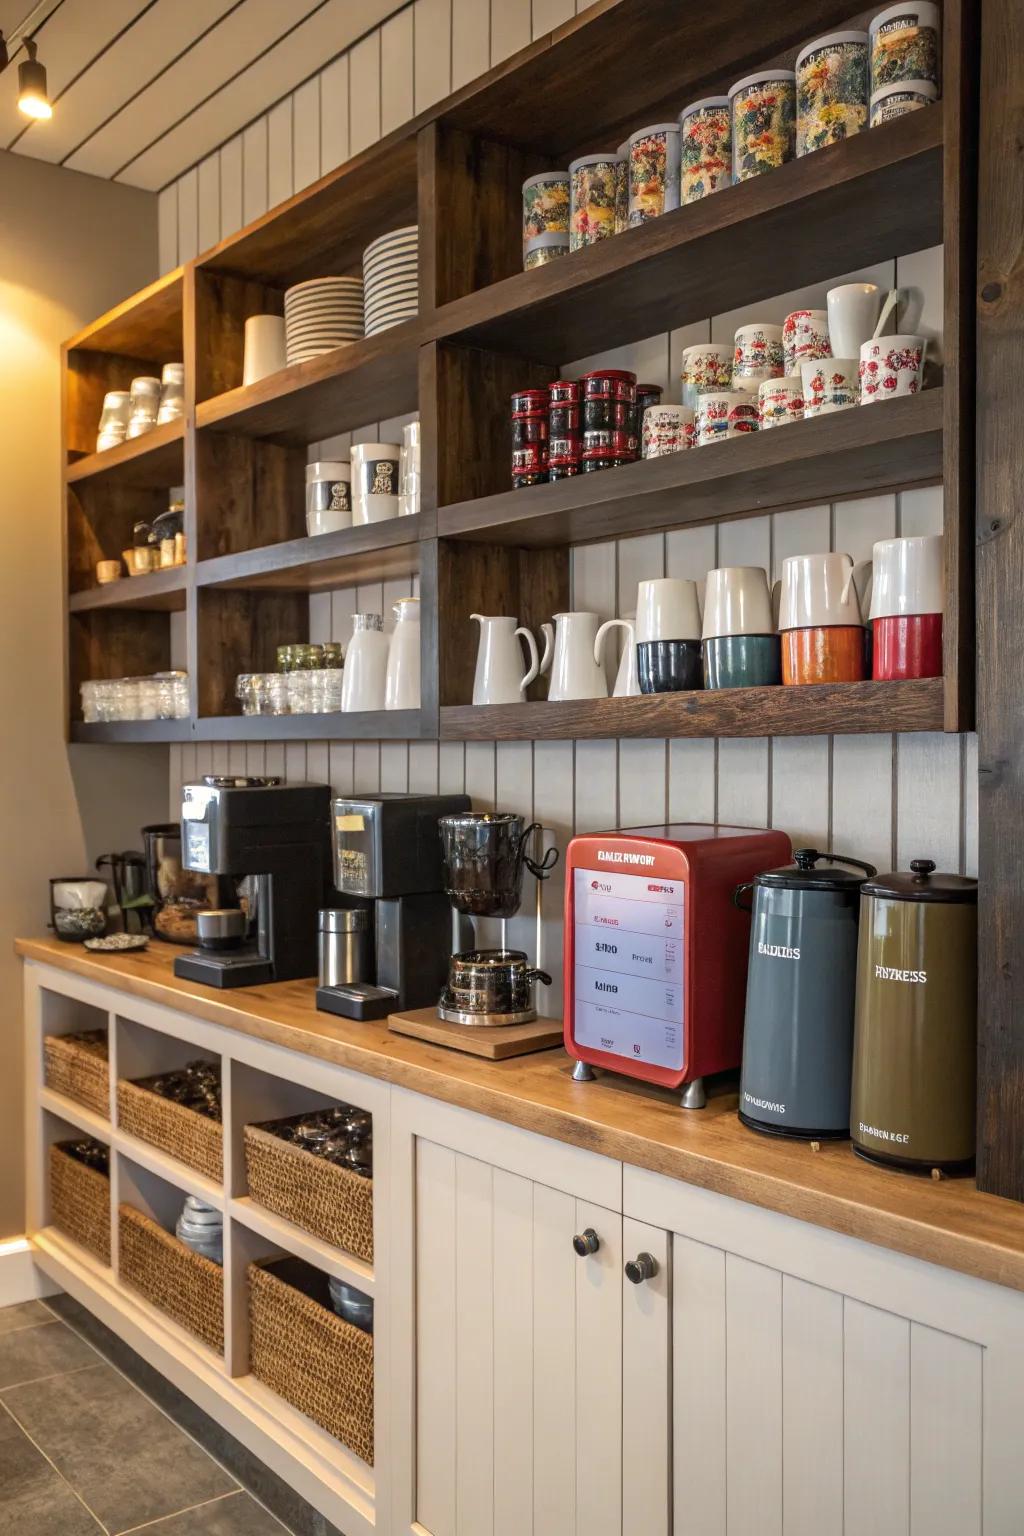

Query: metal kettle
left=735, top=848, right=876, bottom=1139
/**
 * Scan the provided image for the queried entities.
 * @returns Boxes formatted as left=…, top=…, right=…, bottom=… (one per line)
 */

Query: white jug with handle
left=547, top=611, right=609, bottom=701
left=593, top=616, right=640, bottom=697
left=471, top=614, right=541, bottom=705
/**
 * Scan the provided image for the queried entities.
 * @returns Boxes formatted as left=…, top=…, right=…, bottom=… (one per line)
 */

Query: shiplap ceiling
left=1, top=0, right=402, bottom=190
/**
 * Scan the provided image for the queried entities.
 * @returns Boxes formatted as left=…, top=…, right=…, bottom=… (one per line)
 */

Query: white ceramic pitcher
left=471, top=614, right=541, bottom=705
left=545, top=611, right=609, bottom=701
left=385, top=596, right=420, bottom=710
left=593, top=616, right=641, bottom=697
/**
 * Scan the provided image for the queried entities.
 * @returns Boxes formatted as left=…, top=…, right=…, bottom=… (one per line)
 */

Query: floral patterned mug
left=733, top=323, right=785, bottom=391
left=858, top=334, right=926, bottom=402
left=697, top=390, right=744, bottom=446
left=680, top=343, right=733, bottom=411
left=782, top=309, right=832, bottom=372
left=801, top=358, right=860, bottom=417
left=642, top=405, right=696, bottom=458
left=759, top=377, right=804, bottom=428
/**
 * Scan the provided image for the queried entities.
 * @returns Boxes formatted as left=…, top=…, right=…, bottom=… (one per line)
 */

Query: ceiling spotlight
left=18, top=37, right=51, bottom=119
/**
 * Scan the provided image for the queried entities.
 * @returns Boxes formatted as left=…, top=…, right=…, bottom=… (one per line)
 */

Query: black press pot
left=438, top=812, right=557, bottom=919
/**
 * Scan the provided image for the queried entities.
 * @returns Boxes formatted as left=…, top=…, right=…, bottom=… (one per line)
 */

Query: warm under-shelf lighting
left=17, top=38, right=50, bottom=119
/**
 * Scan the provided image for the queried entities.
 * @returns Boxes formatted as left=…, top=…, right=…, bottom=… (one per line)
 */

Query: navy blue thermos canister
left=736, top=848, right=876, bottom=1139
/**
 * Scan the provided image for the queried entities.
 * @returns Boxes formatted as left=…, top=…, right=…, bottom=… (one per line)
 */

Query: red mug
left=872, top=613, right=943, bottom=680
left=782, top=625, right=866, bottom=685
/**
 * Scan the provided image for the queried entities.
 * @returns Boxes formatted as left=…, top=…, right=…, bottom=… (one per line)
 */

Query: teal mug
left=703, top=633, right=781, bottom=689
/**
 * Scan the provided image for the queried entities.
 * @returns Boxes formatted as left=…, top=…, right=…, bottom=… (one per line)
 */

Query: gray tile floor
left=0, top=1299, right=289, bottom=1535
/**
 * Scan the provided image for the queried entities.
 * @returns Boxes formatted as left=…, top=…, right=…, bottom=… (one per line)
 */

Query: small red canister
left=512, top=388, right=548, bottom=417
left=512, top=388, right=550, bottom=488
left=581, top=368, right=636, bottom=402
left=872, top=614, right=943, bottom=679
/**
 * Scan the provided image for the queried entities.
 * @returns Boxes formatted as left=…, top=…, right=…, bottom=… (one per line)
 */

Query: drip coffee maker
left=437, top=812, right=558, bottom=1026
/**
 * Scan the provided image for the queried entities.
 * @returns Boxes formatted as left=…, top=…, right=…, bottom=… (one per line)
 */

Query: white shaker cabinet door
left=390, top=1090, right=623, bottom=1536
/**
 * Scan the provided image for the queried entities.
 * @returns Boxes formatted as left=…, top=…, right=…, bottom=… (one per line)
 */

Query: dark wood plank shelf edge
left=68, top=567, right=188, bottom=612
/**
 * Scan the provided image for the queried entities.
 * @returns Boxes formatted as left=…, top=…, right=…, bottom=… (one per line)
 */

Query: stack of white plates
left=363, top=226, right=419, bottom=336
left=284, top=276, right=364, bottom=364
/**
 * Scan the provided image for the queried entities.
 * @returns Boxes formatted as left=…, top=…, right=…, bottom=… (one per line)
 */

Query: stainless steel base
left=571, top=1059, right=598, bottom=1082
left=680, top=1076, right=707, bottom=1110
left=437, top=1002, right=538, bottom=1028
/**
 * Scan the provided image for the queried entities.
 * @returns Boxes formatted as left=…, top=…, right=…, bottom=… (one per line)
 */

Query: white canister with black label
left=305, top=461, right=352, bottom=536
left=351, top=443, right=401, bottom=524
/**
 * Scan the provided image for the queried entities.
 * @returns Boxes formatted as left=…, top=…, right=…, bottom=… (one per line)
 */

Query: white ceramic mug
left=782, top=309, right=831, bottom=372
left=635, top=578, right=702, bottom=641
left=869, top=534, right=943, bottom=617
left=546, top=612, right=608, bottom=701
left=351, top=442, right=401, bottom=523
left=703, top=566, right=775, bottom=639
left=859, top=334, right=926, bottom=402
left=680, top=342, right=733, bottom=410
left=733, top=323, right=785, bottom=392
left=826, top=283, right=881, bottom=358
left=801, top=357, right=859, bottom=416
left=340, top=613, right=389, bottom=712
left=470, top=614, right=540, bottom=705
left=642, top=404, right=695, bottom=457
left=759, top=376, right=804, bottom=428
left=697, top=389, right=748, bottom=445
left=593, top=617, right=641, bottom=697
left=778, top=552, right=862, bottom=630
left=243, top=314, right=286, bottom=385
left=385, top=596, right=420, bottom=710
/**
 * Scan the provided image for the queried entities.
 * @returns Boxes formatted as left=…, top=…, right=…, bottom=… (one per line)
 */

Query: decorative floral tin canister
left=524, top=232, right=569, bottom=270
left=858, top=334, right=926, bottom=401
left=642, top=405, right=696, bottom=458
left=733, top=323, right=785, bottom=392
left=615, top=141, right=630, bottom=232
left=796, top=31, right=869, bottom=156
left=680, top=343, right=733, bottom=412
left=782, top=308, right=832, bottom=372
left=758, top=377, right=804, bottom=428
left=679, top=96, right=733, bottom=204
left=869, top=2, right=941, bottom=93
left=802, top=358, right=860, bottom=416
left=869, top=79, right=938, bottom=124
left=522, top=172, right=570, bottom=249
left=627, top=123, right=682, bottom=225
left=569, top=154, right=622, bottom=249
left=697, top=390, right=745, bottom=446
left=729, top=71, right=796, bottom=182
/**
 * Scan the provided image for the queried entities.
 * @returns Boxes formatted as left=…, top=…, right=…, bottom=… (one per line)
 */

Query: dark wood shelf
left=68, top=567, right=188, bottom=613
left=432, top=110, right=942, bottom=365
left=70, top=720, right=192, bottom=744
left=194, top=709, right=426, bottom=741
left=196, top=517, right=427, bottom=592
left=194, top=321, right=425, bottom=445
left=64, top=268, right=184, bottom=362
left=65, top=420, right=185, bottom=489
left=441, top=678, right=944, bottom=741
left=440, top=389, right=943, bottom=548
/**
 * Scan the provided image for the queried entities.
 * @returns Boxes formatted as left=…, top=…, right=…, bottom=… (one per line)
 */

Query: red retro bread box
left=564, top=824, right=791, bottom=1105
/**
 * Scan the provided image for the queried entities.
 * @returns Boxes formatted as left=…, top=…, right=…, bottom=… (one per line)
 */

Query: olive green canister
left=850, top=858, right=977, bottom=1173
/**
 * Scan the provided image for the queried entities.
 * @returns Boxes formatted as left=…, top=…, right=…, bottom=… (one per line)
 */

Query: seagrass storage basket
left=117, top=1076, right=222, bottom=1182
left=50, top=1142, right=110, bottom=1264
left=44, top=1032, right=109, bottom=1118
left=243, top=1122, right=373, bottom=1262
left=118, top=1204, right=224, bottom=1354
left=248, top=1257, right=374, bottom=1463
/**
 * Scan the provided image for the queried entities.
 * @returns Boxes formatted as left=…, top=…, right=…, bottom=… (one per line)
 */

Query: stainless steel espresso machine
left=174, top=776, right=332, bottom=989
left=316, top=792, right=470, bottom=1020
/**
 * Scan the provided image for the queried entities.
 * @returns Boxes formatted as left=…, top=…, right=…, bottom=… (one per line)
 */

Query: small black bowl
left=637, top=639, right=703, bottom=694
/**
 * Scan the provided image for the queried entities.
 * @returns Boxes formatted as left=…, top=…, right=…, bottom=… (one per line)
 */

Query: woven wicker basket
left=117, top=1077, right=222, bottom=1182
left=243, top=1124, right=373, bottom=1263
left=44, top=1033, right=109, bottom=1119
left=118, top=1204, right=223, bottom=1354
left=50, top=1143, right=110, bottom=1264
left=248, top=1258, right=374, bottom=1463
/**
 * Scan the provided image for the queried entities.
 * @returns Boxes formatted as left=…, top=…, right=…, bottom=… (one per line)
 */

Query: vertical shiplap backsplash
left=162, top=0, right=976, bottom=1019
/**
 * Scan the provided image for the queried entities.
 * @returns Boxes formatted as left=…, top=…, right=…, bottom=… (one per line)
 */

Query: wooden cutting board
left=387, top=1006, right=564, bottom=1059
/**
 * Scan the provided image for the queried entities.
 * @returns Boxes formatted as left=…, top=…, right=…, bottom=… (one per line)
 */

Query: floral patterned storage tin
left=627, top=123, right=682, bottom=225
left=615, top=142, right=630, bottom=231
left=680, top=343, right=733, bottom=412
left=869, top=2, right=941, bottom=93
left=569, top=154, right=622, bottom=249
left=869, top=78, right=938, bottom=124
left=729, top=71, right=796, bottom=181
left=796, top=31, right=869, bottom=156
left=522, top=172, right=570, bottom=249
left=679, top=96, right=733, bottom=204
left=524, top=231, right=570, bottom=269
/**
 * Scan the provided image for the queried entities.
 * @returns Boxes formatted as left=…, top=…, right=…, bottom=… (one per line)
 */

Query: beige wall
left=0, top=149, right=170, bottom=1238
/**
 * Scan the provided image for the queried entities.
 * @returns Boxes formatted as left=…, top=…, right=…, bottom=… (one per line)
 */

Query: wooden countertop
left=18, top=935, right=1024, bottom=1294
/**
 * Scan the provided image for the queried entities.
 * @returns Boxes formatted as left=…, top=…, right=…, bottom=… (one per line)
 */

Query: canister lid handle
left=910, top=858, right=936, bottom=880
left=793, top=848, right=820, bottom=869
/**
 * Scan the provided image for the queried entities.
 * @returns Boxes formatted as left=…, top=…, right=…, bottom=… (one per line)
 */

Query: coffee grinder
left=316, top=792, right=471, bottom=1021
left=174, top=777, right=332, bottom=989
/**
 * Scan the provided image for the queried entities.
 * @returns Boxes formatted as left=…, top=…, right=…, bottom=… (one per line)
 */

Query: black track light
left=18, top=36, right=51, bottom=119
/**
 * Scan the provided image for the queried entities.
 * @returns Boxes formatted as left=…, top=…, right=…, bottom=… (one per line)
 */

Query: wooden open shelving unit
left=61, top=0, right=974, bottom=746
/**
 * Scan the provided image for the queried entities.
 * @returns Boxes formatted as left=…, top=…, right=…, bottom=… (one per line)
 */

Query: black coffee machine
left=316, top=792, right=470, bottom=1020
left=174, top=776, right=331, bottom=989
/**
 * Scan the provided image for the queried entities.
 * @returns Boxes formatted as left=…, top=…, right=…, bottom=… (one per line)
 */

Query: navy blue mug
left=703, top=633, right=781, bottom=689
left=638, top=640, right=703, bottom=693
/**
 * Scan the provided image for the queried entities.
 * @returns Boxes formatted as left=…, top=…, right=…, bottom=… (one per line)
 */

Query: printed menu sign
left=573, top=867, right=685, bottom=1070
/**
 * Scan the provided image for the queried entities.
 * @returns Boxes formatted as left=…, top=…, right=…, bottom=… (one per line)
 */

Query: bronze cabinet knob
left=625, top=1252, right=658, bottom=1284
left=572, top=1228, right=600, bottom=1256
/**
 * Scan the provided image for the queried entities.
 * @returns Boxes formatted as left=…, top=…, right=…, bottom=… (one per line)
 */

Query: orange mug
left=782, top=625, right=866, bottom=685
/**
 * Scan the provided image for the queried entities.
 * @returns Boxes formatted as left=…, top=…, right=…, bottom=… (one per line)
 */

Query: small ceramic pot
left=697, top=390, right=744, bottom=445
left=782, top=625, right=866, bottom=684
left=872, top=613, right=943, bottom=679
left=704, top=634, right=782, bottom=689
left=638, top=639, right=703, bottom=693
left=614, top=141, right=630, bottom=232
left=733, top=323, right=785, bottom=392
left=522, top=172, right=570, bottom=247
left=759, top=376, right=804, bottom=428
left=795, top=31, right=869, bottom=157
left=869, top=79, right=938, bottom=125
left=679, top=96, right=732, bottom=204
left=351, top=442, right=401, bottom=522
left=569, top=154, right=621, bottom=249
left=96, top=560, right=122, bottom=584
left=869, top=2, right=941, bottom=94
left=826, top=283, right=881, bottom=358
left=859, top=334, right=926, bottom=401
left=802, top=357, right=859, bottom=416
left=627, top=123, right=682, bottom=224
left=783, top=309, right=831, bottom=372
left=524, top=232, right=569, bottom=269
left=642, top=404, right=695, bottom=458
left=729, top=70, right=796, bottom=182
left=680, top=343, right=733, bottom=411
